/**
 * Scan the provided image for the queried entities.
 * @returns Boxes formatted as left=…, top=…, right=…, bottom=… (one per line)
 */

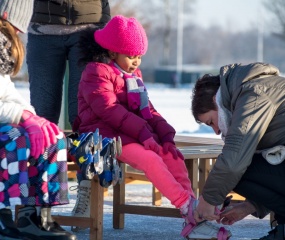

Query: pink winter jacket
left=74, top=62, right=176, bottom=146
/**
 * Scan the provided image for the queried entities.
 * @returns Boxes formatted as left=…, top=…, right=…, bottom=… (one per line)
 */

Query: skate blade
left=112, top=158, right=122, bottom=186
left=93, top=130, right=103, bottom=174
left=116, top=136, right=122, bottom=156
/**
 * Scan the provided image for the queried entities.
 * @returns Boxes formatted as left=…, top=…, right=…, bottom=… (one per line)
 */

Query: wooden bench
left=53, top=136, right=237, bottom=239
left=174, top=135, right=224, bottom=147
left=53, top=176, right=104, bottom=240
left=16, top=135, right=270, bottom=239
left=112, top=137, right=274, bottom=230
left=48, top=138, right=226, bottom=239
left=112, top=144, right=231, bottom=229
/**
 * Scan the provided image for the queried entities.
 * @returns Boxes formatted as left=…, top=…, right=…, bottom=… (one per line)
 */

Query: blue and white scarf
left=112, top=62, right=152, bottom=120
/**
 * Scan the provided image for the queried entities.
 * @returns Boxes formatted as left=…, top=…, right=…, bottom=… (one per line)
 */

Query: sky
left=191, top=0, right=271, bottom=32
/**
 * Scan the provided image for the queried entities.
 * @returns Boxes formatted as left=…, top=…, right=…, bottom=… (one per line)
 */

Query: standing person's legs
left=118, top=143, right=193, bottom=208
left=65, top=36, right=91, bottom=227
left=27, top=34, right=67, bottom=124
left=65, top=32, right=86, bottom=126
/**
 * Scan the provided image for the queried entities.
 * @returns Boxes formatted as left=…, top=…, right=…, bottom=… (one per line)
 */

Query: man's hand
left=194, top=195, right=220, bottom=222
left=218, top=201, right=256, bottom=225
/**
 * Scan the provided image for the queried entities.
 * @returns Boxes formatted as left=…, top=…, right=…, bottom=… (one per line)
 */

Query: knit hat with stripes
left=0, top=0, right=34, bottom=33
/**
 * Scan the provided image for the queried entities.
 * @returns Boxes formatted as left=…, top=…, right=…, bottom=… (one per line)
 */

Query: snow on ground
left=15, top=82, right=272, bottom=239
left=52, top=182, right=271, bottom=240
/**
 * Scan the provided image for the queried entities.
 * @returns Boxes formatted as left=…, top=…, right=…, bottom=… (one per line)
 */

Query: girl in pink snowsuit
left=74, top=15, right=231, bottom=239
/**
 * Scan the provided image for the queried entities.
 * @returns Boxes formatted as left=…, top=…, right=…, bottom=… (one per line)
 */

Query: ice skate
left=69, top=129, right=122, bottom=187
left=181, top=198, right=232, bottom=240
left=68, top=129, right=103, bottom=180
left=98, top=136, right=122, bottom=188
left=17, top=206, right=76, bottom=240
left=0, top=208, right=37, bottom=240
left=70, top=180, right=91, bottom=232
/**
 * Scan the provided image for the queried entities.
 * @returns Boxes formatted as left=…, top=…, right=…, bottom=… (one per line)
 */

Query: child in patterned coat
left=0, top=0, right=76, bottom=239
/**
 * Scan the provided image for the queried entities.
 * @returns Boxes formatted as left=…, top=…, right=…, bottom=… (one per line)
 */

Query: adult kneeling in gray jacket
left=191, top=62, right=285, bottom=240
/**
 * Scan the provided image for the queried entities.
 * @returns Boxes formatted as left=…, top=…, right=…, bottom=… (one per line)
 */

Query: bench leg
left=198, top=158, right=211, bottom=195
left=152, top=186, right=162, bottom=206
left=113, top=163, right=125, bottom=229
left=89, top=176, right=104, bottom=240
left=185, top=158, right=199, bottom=196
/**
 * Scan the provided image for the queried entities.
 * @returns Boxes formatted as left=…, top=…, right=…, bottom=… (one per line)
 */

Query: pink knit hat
left=94, top=15, right=148, bottom=56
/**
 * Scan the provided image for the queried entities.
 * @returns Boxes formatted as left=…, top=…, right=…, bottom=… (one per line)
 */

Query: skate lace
left=181, top=197, right=232, bottom=239
left=70, top=185, right=90, bottom=214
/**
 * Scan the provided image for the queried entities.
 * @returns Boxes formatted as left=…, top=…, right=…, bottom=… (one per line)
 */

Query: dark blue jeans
left=233, top=153, right=285, bottom=224
left=27, top=32, right=85, bottom=126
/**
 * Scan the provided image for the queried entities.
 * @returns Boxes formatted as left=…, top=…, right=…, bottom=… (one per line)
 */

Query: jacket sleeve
left=147, top=100, right=176, bottom=144
left=202, top=84, right=276, bottom=205
left=0, top=76, right=35, bottom=124
left=246, top=200, right=270, bottom=219
left=81, top=68, right=153, bottom=142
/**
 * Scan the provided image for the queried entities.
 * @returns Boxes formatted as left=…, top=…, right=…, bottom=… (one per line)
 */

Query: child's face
left=111, top=52, right=142, bottom=73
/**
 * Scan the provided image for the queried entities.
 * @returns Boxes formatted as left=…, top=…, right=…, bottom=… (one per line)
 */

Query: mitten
left=163, top=142, right=184, bottom=160
left=19, top=110, right=44, bottom=158
left=33, top=115, right=61, bottom=147
left=143, top=137, right=160, bottom=154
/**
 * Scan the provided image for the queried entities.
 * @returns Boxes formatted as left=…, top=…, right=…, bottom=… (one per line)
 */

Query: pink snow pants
left=117, top=143, right=195, bottom=209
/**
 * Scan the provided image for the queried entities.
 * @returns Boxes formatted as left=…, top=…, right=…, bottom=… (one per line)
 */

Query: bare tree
left=109, top=0, right=195, bottom=67
left=162, top=0, right=171, bottom=65
left=265, top=0, right=285, bottom=40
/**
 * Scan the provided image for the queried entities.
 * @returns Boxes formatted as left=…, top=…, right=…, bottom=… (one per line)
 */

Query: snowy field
left=15, top=82, right=217, bottom=137
left=15, top=82, right=271, bottom=240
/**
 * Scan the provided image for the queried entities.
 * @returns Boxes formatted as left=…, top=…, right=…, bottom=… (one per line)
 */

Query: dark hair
left=77, top=28, right=110, bottom=67
left=191, top=74, right=220, bottom=123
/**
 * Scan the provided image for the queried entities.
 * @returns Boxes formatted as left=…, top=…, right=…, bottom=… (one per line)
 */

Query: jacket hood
left=219, top=62, right=279, bottom=110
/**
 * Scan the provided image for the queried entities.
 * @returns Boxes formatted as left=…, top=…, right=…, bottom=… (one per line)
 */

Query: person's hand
left=19, top=110, right=44, bottom=158
left=143, top=137, right=160, bottom=154
left=162, top=142, right=184, bottom=160
left=33, top=115, right=61, bottom=147
left=194, top=195, right=220, bottom=222
left=218, top=201, right=256, bottom=225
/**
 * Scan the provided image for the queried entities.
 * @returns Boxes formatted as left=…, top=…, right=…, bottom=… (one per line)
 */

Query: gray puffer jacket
left=202, top=62, right=285, bottom=217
